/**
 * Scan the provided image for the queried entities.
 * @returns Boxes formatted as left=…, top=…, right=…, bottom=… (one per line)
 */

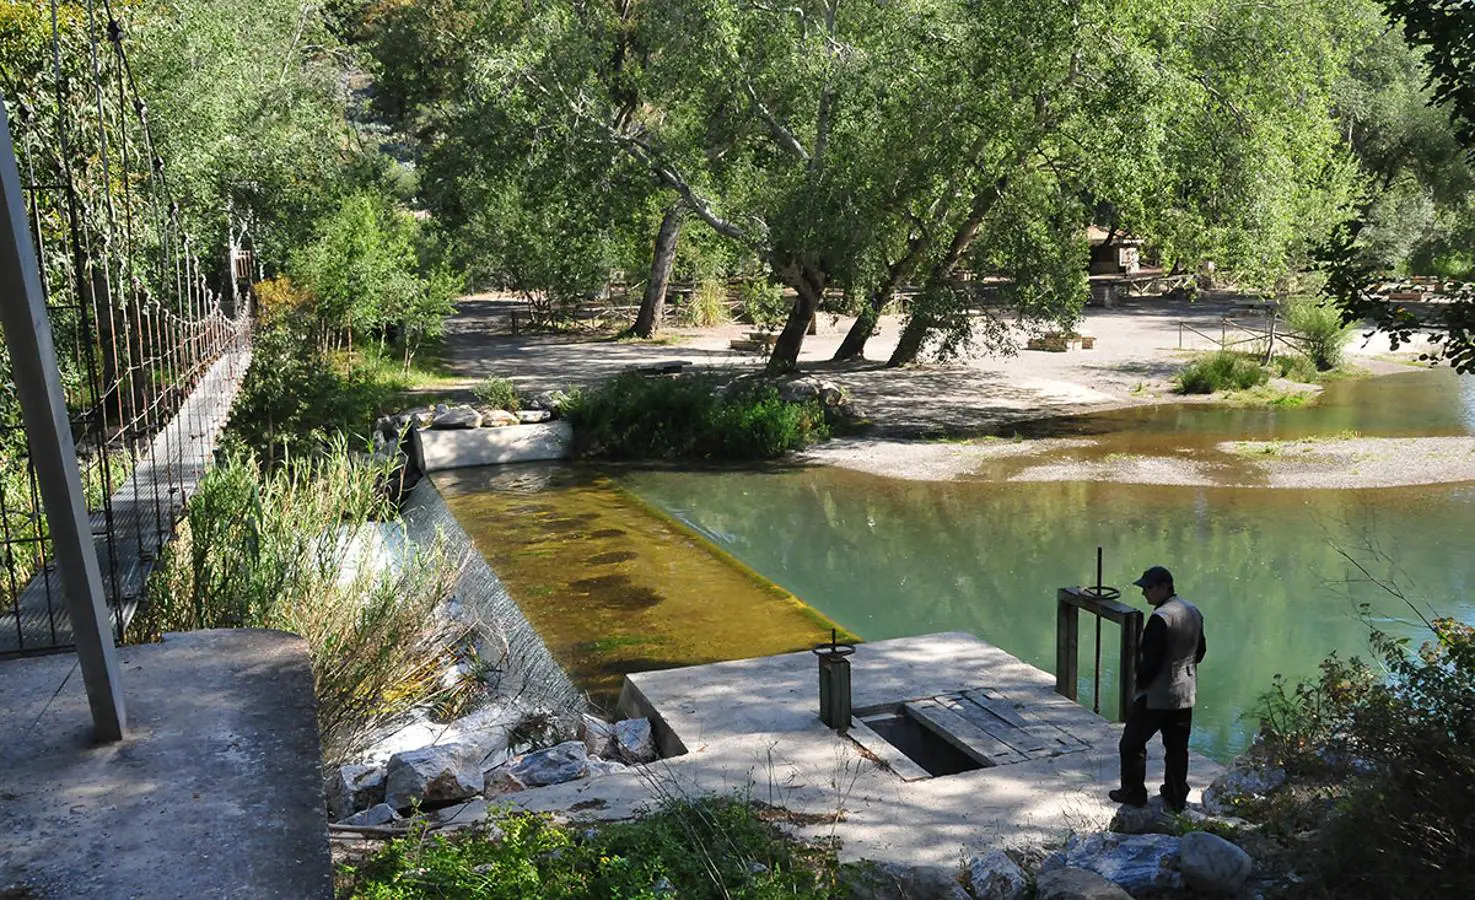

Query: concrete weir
left=412, top=421, right=573, bottom=473
left=0, top=630, right=332, bottom=899
left=511, top=632, right=1224, bottom=867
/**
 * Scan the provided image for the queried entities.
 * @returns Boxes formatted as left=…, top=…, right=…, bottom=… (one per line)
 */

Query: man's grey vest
left=1144, top=596, right=1204, bottom=710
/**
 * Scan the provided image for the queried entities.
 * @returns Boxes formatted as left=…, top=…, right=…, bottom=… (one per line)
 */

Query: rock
left=517, top=409, right=553, bottom=424
left=325, top=763, right=386, bottom=819
left=339, top=803, right=401, bottom=828
left=587, top=758, right=631, bottom=778
left=1052, top=832, right=1181, bottom=895
left=527, top=390, right=568, bottom=412
left=580, top=714, right=616, bottom=758
left=965, top=850, right=1027, bottom=900
left=838, top=861, right=970, bottom=900
left=483, top=765, right=526, bottom=796
left=1109, top=796, right=1180, bottom=835
left=384, top=744, right=484, bottom=811
left=359, top=715, right=453, bottom=764
left=431, top=798, right=494, bottom=832
left=613, top=718, right=658, bottom=763
left=1179, top=831, right=1253, bottom=894
left=443, top=704, right=520, bottom=761
left=508, top=740, right=589, bottom=787
left=1034, top=867, right=1134, bottom=900
left=775, top=376, right=847, bottom=408
left=387, top=407, right=434, bottom=434
left=480, top=409, right=521, bottom=428
left=431, top=404, right=482, bottom=429
left=1202, top=763, right=1287, bottom=815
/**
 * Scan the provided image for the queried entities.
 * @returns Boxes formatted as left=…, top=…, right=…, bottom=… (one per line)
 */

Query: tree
left=1323, top=1, right=1475, bottom=372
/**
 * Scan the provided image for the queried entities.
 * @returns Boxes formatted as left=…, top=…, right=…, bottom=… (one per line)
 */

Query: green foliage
left=136, top=448, right=469, bottom=763
left=1255, top=617, right=1475, bottom=897
left=1271, top=353, right=1321, bottom=383
left=738, top=279, right=787, bottom=331
left=1174, top=352, right=1272, bottom=394
left=337, top=797, right=839, bottom=899
left=561, top=374, right=828, bottom=461
left=290, top=192, right=461, bottom=355
left=224, top=318, right=410, bottom=463
left=1282, top=296, right=1357, bottom=370
left=471, top=377, right=521, bottom=412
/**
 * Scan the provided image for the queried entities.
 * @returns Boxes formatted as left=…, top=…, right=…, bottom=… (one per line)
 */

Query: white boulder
left=966, top=850, right=1027, bottom=900
left=613, top=718, right=658, bottom=763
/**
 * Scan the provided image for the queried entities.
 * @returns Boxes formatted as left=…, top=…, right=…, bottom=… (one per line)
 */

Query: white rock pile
left=325, top=708, right=659, bottom=827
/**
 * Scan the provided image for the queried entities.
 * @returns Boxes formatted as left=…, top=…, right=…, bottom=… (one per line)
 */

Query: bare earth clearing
left=440, top=293, right=1475, bottom=488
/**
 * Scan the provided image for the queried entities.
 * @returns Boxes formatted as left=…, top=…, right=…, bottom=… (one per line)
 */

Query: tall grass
left=1174, top=351, right=1271, bottom=394
left=680, top=278, right=731, bottom=327
left=561, top=373, right=828, bottom=460
left=136, top=446, right=472, bottom=762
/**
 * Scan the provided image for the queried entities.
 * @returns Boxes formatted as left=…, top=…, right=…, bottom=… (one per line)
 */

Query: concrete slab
left=0, top=630, right=332, bottom=899
left=412, top=421, right=572, bottom=472
left=506, top=632, right=1225, bottom=867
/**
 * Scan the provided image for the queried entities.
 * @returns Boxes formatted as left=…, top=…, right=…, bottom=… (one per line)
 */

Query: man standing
left=1110, top=565, right=1206, bottom=812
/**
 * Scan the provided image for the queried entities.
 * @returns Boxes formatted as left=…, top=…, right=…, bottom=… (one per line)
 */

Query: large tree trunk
left=834, top=243, right=925, bottom=361
left=766, top=263, right=827, bottom=373
left=886, top=177, right=1008, bottom=367
left=632, top=203, right=684, bottom=338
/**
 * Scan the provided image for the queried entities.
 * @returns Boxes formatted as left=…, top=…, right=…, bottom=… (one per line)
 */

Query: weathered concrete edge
left=615, top=676, right=687, bottom=759
left=399, top=477, right=585, bottom=723
left=412, top=421, right=573, bottom=473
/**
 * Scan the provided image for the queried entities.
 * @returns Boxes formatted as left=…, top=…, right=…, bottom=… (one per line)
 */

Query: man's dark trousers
left=1119, top=696, right=1193, bottom=809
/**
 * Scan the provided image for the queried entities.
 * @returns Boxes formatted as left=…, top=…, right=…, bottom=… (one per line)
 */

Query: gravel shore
left=802, top=434, right=1475, bottom=489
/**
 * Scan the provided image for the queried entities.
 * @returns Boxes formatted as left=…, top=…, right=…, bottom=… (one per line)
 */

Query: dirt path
left=438, top=292, right=1467, bottom=486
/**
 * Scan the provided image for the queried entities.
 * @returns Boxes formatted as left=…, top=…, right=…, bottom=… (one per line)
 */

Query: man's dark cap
left=1133, top=565, right=1174, bottom=588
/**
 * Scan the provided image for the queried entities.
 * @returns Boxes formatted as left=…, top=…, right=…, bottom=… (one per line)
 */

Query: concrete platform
left=0, top=630, right=332, bottom=899
left=412, top=421, right=572, bottom=472
left=508, top=632, right=1224, bottom=867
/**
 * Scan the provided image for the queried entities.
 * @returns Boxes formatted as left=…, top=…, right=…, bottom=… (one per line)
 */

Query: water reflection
left=621, top=468, right=1475, bottom=762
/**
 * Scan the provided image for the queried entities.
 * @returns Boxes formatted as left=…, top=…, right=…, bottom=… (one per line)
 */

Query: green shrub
left=225, top=318, right=410, bottom=462
left=1281, top=295, right=1355, bottom=371
left=337, top=797, right=839, bottom=899
left=1174, top=351, right=1270, bottom=394
left=1313, top=619, right=1475, bottom=897
left=738, top=278, right=787, bottom=331
left=1254, top=617, right=1475, bottom=897
left=136, top=447, right=470, bottom=762
left=561, top=373, right=828, bottom=460
left=1271, top=353, right=1319, bottom=383
left=472, top=376, right=521, bottom=411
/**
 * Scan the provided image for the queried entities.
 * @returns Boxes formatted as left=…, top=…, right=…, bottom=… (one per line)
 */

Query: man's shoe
left=1159, top=786, right=1187, bottom=813
left=1108, top=788, right=1148, bottom=807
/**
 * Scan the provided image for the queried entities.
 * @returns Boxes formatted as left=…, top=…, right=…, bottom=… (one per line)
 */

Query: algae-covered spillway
left=434, top=464, right=853, bottom=712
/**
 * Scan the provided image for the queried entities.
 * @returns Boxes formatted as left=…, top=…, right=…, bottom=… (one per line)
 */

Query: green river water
left=444, top=368, right=1475, bottom=762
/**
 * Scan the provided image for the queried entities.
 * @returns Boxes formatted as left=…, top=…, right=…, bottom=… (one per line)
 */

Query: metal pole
left=0, top=97, right=126, bottom=740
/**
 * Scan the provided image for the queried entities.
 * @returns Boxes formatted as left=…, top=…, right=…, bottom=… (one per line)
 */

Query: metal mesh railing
left=0, top=2, right=250, bottom=655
